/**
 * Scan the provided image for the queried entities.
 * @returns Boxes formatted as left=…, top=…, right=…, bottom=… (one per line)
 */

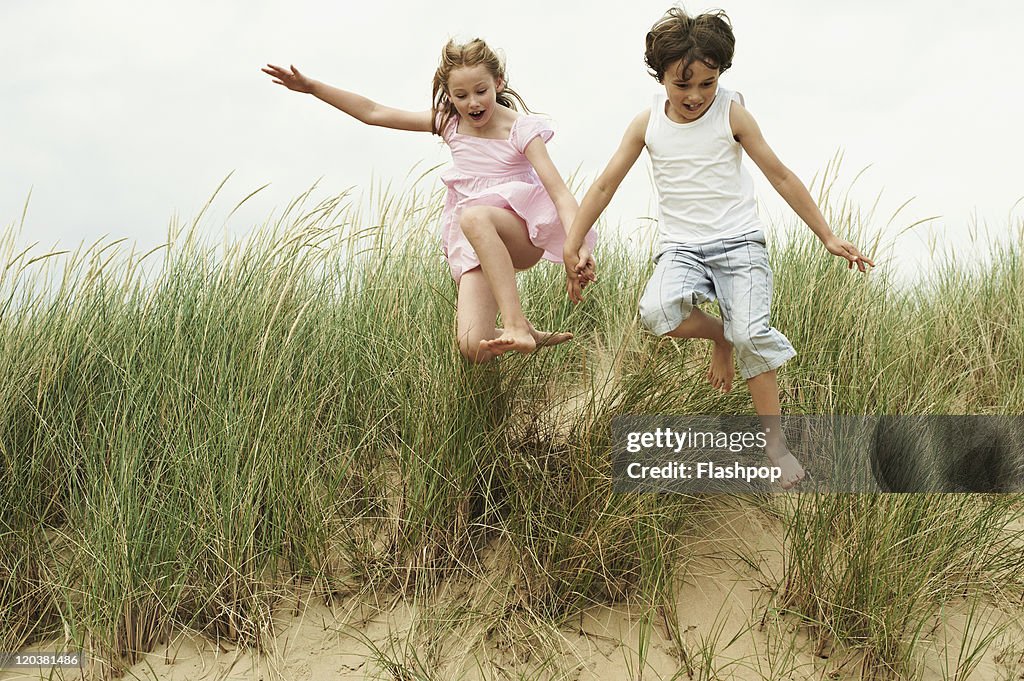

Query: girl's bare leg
left=456, top=269, right=500, bottom=364
left=457, top=272, right=574, bottom=364
left=459, top=205, right=562, bottom=357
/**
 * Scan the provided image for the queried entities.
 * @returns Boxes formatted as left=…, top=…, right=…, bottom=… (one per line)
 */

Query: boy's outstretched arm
left=729, top=102, right=874, bottom=272
left=262, top=64, right=433, bottom=132
left=564, top=110, right=650, bottom=303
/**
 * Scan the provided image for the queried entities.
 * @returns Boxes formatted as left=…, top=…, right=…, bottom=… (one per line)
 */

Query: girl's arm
left=729, top=102, right=874, bottom=271
left=522, top=138, right=579, bottom=238
left=263, top=64, right=433, bottom=132
left=562, top=110, right=649, bottom=303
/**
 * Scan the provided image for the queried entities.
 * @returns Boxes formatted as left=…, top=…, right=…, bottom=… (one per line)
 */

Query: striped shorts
left=638, top=230, right=796, bottom=379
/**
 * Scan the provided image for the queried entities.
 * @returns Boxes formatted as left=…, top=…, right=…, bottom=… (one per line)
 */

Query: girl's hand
left=262, top=64, right=315, bottom=94
left=575, top=246, right=596, bottom=284
left=565, top=246, right=596, bottom=304
left=824, top=236, right=875, bottom=273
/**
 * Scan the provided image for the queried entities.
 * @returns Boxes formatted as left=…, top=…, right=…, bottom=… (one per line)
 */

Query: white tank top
left=645, top=87, right=762, bottom=248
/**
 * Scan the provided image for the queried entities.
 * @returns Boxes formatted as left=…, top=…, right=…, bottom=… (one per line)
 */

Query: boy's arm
left=564, top=110, right=649, bottom=303
left=263, top=64, right=433, bottom=132
left=729, top=101, right=874, bottom=271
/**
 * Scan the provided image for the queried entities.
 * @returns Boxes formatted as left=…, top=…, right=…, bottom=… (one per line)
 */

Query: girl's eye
left=476, top=90, right=487, bottom=95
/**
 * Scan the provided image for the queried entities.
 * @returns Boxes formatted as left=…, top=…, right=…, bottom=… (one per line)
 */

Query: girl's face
left=663, top=58, right=720, bottom=123
left=447, top=65, right=504, bottom=130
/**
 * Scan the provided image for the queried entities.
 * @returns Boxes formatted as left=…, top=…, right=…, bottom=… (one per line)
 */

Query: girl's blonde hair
left=431, top=38, right=531, bottom=137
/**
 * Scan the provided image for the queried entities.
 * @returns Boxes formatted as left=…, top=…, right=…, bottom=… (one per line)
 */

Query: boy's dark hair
left=645, top=8, right=735, bottom=83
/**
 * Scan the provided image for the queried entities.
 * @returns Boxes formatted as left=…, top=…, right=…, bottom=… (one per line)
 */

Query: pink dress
left=439, top=114, right=597, bottom=282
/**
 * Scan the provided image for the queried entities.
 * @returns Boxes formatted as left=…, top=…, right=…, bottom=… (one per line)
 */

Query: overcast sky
left=3, top=1, right=1022, bottom=280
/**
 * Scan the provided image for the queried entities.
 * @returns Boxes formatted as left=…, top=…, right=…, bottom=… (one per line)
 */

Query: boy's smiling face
left=663, top=58, right=720, bottom=123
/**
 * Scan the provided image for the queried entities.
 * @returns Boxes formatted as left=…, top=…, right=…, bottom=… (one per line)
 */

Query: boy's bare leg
left=667, top=307, right=734, bottom=392
left=747, top=370, right=806, bottom=489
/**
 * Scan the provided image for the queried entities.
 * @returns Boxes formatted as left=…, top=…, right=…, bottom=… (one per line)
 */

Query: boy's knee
left=637, top=298, right=661, bottom=334
left=727, top=325, right=795, bottom=379
left=638, top=290, right=692, bottom=336
left=724, top=327, right=763, bottom=357
left=725, top=327, right=752, bottom=346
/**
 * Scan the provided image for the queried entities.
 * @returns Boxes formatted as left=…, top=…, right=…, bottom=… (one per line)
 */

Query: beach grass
left=1, top=175, right=1023, bottom=679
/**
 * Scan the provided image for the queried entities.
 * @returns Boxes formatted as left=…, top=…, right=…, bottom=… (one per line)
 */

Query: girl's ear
left=496, top=77, right=505, bottom=93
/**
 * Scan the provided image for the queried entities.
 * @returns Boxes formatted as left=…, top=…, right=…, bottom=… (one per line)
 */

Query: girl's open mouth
left=468, top=110, right=485, bottom=121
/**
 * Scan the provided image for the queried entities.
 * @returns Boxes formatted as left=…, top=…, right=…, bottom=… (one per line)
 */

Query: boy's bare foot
left=706, top=340, right=734, bottom=392
left=767, top=447, right=806, bottom=490
left=480, top=326, right=536, bottom=356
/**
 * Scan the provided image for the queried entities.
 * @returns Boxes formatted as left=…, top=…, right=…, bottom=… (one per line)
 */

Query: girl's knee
left=458, top=339, right=494, bottom=364
left=457, top=329, right=494, bottom=364
left=459, top=206, right=492, bottom=236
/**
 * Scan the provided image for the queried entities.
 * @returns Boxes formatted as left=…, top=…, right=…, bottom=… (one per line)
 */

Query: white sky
left=3, top=1, right=1023, bottom=280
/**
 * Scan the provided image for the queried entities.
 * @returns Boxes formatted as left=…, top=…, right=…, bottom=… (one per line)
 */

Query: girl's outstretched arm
left=729, top=101, right=874, bottom=272
left=262, top=64, right=433, bottom=132
left=562, top=110, right=649, bottom=303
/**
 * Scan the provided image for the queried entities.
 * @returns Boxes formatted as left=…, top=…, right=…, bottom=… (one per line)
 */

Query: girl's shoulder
left=436, top=112, right=459, bottom=143
left=509, top=113, right=554, bottom=154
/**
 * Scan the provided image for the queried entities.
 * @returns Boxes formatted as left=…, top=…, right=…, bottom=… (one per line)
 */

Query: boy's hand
left=824, top=236, right=875, bottom=273
left=262, top=64, right=315, bottom=94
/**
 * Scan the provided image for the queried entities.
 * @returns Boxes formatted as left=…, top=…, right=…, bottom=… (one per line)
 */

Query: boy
left=563, top=8, right=873, bottom=489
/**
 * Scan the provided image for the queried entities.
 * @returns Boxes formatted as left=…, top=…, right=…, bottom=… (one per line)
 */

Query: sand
left=4, top=503, right=1022, bottom=681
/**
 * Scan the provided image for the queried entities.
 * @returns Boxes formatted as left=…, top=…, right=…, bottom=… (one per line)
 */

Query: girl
left=263, top=39, right=595, bottom=363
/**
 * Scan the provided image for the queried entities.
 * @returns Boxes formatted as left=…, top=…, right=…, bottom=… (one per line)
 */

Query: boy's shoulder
left=626, top=108, right=652, bottom=141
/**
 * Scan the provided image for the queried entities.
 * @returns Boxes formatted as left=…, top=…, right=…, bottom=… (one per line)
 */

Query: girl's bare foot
left=481, top=325, right=536, bottom=356
left=490, top=324, right=574, bottom=353
left=766, top=447, right=806, bottom=490
left=706, top=340, right=734, bottom=392
left=527, top=322, right=573, bottom=349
